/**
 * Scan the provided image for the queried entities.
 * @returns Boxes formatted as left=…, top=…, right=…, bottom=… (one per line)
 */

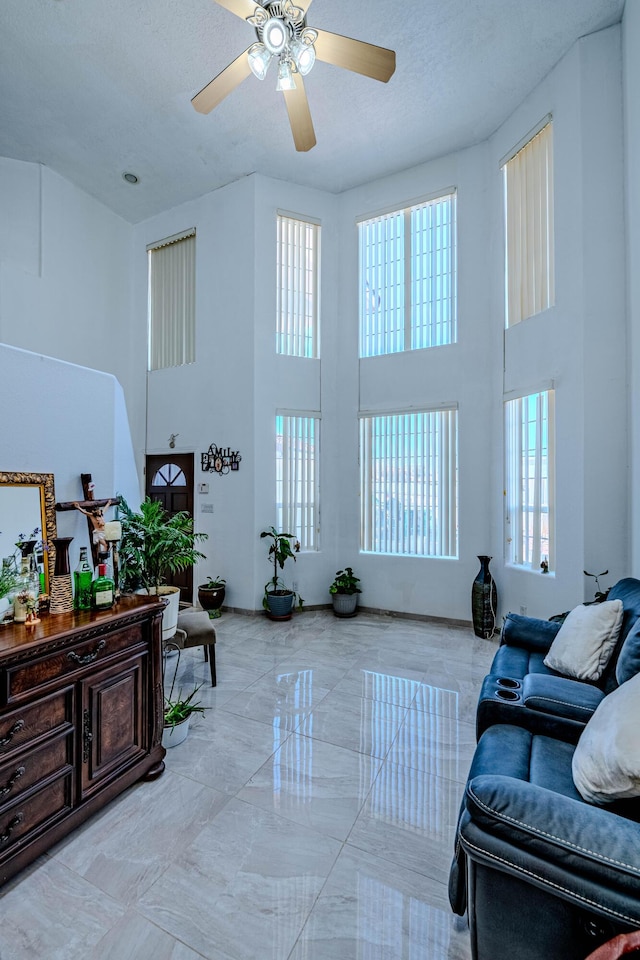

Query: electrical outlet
left=519, top=605, right=527, bottom=616
left=292, top=580, right=298, bottom=592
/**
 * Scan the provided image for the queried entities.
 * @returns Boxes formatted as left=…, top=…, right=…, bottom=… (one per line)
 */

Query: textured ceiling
left=0, top=0, right=625, bottom=223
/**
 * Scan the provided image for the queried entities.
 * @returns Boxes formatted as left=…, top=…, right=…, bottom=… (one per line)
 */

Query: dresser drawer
left=6, top=624, right=144, bottom=701
left=0, top=733, right=73, bottom=808
left=0, top=688, right=73, bottom=759
left=0, top=773, right=73, bottom=855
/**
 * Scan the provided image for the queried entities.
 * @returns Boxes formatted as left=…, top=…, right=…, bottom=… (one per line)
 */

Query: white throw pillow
left=572, top=671, right=640, bottom=804
left=543, top=599, right=623, bottom=681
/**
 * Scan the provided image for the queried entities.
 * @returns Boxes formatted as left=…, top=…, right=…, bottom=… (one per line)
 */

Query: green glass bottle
left=74, top=546, right=93, bottom=611
left=92, top=562, right=114, bottom=610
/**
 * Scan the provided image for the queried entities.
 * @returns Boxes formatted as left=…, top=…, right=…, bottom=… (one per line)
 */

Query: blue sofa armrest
left=501, top=612, right=561, bottom=653
left=522, top=674, right=604, bottom=722
left=463, top=774, right=640, bottom=899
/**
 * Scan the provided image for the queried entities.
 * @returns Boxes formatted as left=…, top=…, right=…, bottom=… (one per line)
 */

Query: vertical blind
left=276, top=214, right=320, bottom=358
left=147, top=231, right=195, bottom=370
left=503, top=122, right=554, bottom=327
left=359, top=409, right=458, bottom=557
left=359, top=193, right=457, bottom=358
left=276, top=414, right=319, bottom=550
left=505, top=390, right=555, bottom=569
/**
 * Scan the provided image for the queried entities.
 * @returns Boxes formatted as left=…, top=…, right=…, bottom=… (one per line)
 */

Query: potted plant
left=260, top=526, right=303, bottom=620
left=329, top=567, right=361, bottom=618
left=118, top=497, right=207, bottom=641
left=198, top=575, right=226, bottom=613
left=162, top=647, right=207, bottom=747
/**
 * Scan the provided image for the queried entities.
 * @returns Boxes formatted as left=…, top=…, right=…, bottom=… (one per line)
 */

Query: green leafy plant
left=164, top=685, right=207, bottom=731
left=118, top=497, right=207, bottom=594
left=202, top=575, right=226, bottom=588
left=329, top=567, right=362, bottom=596
left=260, top=526, right=303, bottom=609
left=163, top=646, right=208, bottom=733
left=584, top=569, right=610, bottom=602
left=0, top=562, right=19, bottom=601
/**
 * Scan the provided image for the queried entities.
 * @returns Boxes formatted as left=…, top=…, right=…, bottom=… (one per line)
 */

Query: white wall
left=0, top=343, right=139, bottom=570
left=0, top=161, right=136, bottom=428
left=623, top=4, right=640, bottom=576
left=491, top=25, right=626, bottom=619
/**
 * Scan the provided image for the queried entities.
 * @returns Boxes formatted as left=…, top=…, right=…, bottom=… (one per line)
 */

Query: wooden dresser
left=0, top=594, right=166, bottom=886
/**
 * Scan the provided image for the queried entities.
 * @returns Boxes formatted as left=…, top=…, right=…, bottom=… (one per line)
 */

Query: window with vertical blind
left=147, top=230, right=196, bottom=371
left=359, top=409, right=458, bottom=557
left=505, top=390, right=555, bottom=570
left=359, top=192, right=457, bottom=358
left=276, top=213, right=320, bottom=358
left=276, top=413, right=319, bottom=551
left=503, top=120, right=554, bottom=327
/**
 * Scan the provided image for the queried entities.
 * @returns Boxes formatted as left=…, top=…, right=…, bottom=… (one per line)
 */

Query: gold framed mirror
left=0, top=472, right=57, bottom=594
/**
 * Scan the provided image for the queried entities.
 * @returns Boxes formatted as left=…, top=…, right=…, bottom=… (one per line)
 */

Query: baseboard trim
left=218, top=604, right=472, bottom=628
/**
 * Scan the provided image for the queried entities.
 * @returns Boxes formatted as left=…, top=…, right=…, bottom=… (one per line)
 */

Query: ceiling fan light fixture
left=290, top=38, right=315, bottom=77
left=275, top=59, right=295, bottom=92
left=248, top=42, right=272, bottom=80
left=263, top=17, right=288, bottom=55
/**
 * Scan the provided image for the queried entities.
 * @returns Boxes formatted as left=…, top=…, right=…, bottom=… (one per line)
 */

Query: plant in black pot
left=260, top=526, right=303, bottom=620
left=118, top=497, right=207, bottom=642
left=198, top=575, right=226, bottom=614
left=329, top=567, right=361, bottom=618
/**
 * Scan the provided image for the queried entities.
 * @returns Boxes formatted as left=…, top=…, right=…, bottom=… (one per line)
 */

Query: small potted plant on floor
left=162, top=647, right=207, bottom=747
left=329, top=567, right=361, bottom=618
left=118, top=497, right=207, bottom=641
left=198, top=575, right=226, bottom=614
left=260, top=526, right=303, bottom=620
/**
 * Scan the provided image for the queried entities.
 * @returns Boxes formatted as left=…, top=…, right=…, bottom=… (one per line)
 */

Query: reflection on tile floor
left=0, top=611, right=496, bottom=960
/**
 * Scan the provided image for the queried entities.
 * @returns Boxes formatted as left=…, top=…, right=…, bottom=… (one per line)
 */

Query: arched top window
left=151, top=463, right=187, bottom=487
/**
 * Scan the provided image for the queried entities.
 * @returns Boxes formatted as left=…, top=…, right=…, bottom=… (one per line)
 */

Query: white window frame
left=503, top=119, right=555, bottom=327
left=276, top=412, right=320, bottom=551
left=276, top=212, right=320, bottom=358
left=505, top=389, right=555, bottom=571
left=359, top=408, right=458, bottom=558
left=358, top=191, right=457, bottom=358
left=147, top=229, right=196, bottom=371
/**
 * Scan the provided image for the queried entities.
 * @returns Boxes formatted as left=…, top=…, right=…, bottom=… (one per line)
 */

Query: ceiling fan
left=191, top=0, right=396, bottom=152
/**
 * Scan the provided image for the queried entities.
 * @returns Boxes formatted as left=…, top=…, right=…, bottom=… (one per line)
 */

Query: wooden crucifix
left=55, top=474, right=121, bottom=568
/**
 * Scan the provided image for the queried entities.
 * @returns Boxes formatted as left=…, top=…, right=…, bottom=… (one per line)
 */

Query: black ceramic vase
left=472, top=555, right=497, bottom=639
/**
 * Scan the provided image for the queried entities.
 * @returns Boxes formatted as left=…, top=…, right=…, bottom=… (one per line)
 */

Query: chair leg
left=209, top=645, right=217, bottom=687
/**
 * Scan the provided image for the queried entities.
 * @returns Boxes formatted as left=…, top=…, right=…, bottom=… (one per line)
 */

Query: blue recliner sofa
left=476, top=577, right=640, bottom=742
left=449, top=578, right=640, bottom=960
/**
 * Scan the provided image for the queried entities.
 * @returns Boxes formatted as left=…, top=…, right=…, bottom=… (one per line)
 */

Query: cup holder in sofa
left=496, top=678, right=521, bottom=689
left=496, top=688, right=520, bottom=701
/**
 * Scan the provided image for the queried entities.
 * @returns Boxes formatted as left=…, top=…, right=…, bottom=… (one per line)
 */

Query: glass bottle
left=74, top=547, right=93, bottom=611
left=92, top=562, right=114, bottom=610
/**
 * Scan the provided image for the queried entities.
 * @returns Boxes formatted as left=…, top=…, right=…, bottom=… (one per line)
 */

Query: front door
left=145, top=453, right=194, bottom=604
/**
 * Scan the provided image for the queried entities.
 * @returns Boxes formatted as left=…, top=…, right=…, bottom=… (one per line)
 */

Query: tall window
left=505, top=390, right=555, bottom=570
left=276, top=414, right=319, bottom=551
left=276, top=213, right=320, bottom=358
left=503, top=121, right=554, bottom=327
left=147, top=230, right=196, bottom=370
left=360, top=409, right=458, bottom=558
left=359, top=192, right=457, bottom=358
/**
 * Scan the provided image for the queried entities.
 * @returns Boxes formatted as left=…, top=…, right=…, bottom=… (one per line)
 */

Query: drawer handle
left=0, top=766, right=26, bottom=799
left=67, top=639, right=107, bottom=666
left=0, top=719, right=25, bottom=749
left=0, top=812, right=23, bottom=846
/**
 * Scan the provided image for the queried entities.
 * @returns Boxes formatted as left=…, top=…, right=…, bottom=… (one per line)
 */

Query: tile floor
left=0, top=610, right=497, bottom=960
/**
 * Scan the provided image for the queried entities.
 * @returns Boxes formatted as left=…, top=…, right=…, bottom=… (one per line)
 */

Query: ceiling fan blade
left=314, top=29, right=396, bottom=83
left=192, top=49, right=252, bottom=114
left=283, top=74, right=316, bottom=152
left=212, top=0, right=262, bottom=22
left=294, top=0, right=314, bottom=14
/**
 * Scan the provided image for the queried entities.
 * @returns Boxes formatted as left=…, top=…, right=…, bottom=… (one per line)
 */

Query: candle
left=103, top=521, right=122, bottom=542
